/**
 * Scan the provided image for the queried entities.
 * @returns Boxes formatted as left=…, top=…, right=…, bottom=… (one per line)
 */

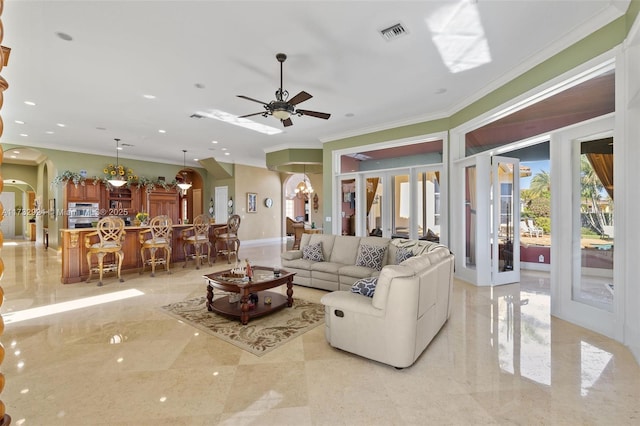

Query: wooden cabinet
left=146, top=189, right=179, bottom=224
left=66, top=179, right=102, bottom=202
left=105, top=186, right=141, bottom=217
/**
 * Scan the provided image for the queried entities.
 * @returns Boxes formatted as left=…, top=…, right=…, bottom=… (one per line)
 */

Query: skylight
left=196, top=109, right=282, bottom=135
left=426, top=0, right=491, bottom=73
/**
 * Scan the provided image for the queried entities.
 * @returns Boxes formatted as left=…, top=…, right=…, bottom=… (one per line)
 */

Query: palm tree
left=529, top=170, right=551, bottom=197
left=581, top=156, right=608, bottom=233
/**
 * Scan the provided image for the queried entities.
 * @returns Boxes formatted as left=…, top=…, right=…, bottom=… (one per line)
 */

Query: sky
left=520, top=160, right=549, bottom=190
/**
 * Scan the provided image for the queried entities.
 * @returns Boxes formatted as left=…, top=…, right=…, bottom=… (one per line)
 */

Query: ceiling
left=0, top=1, right=629, bottom=170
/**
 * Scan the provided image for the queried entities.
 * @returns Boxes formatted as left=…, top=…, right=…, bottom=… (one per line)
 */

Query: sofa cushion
left=396, top=247, right=414, bottom=264
left=303, top=242, right=324, bottom=262
left=329, top=235, right=361, bottom=265
left=350, top=277, right=378, bottom=297
left=356, top=244, right=387, bottom=271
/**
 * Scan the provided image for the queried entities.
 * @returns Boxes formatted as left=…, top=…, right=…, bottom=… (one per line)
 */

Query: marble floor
left=1, top=239, right=640, bottom=425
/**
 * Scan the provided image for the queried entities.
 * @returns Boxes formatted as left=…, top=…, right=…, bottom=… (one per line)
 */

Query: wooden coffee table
left=203, top=266, right=295, bottom=325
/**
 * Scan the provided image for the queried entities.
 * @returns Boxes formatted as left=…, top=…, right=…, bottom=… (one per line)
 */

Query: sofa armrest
left=281, top=250, right=303, bottom=261
left=321, top=291, right=384, bottom=317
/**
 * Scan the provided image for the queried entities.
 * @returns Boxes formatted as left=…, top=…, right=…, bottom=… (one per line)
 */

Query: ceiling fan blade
left=237, top=95, right=269, bottom=105
left=282, top=117, right=293, bottom=127
left=288, top=91, right=312, bottom=106
left=297, top=109, right=331, bottom=120
left=237, top=111, right=265, bottom=118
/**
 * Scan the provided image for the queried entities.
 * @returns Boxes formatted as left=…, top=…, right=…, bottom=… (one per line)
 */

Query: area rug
left=159, top=296, right=325, bottom=356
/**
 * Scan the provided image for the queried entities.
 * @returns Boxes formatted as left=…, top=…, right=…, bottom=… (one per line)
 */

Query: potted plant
left=135, top=212, right=149, bottom=226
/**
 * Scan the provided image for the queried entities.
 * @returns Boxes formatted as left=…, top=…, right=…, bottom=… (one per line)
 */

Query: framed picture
left=49, top=198, right=56, bottom=218
left=247, top=192, right=257, bottom=213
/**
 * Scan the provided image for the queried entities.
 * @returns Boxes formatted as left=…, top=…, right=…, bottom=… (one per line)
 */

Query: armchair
left=85, top=216, right=126, bottom=286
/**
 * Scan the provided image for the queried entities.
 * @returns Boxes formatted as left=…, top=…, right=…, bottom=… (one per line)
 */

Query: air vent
left=190, top=113, right=204, bottom=119
left=380, top=23, right=407, bottom=41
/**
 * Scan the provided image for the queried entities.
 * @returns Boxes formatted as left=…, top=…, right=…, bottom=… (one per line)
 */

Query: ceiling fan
left=237, top=53, right=331, bottom=127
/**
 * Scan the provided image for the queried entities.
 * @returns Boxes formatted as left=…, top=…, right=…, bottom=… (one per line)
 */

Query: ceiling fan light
left=272, top=109, right=291, bottom=120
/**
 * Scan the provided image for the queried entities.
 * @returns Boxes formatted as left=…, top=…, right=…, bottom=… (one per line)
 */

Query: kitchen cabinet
left=66, top=179, right=102, bottom=202
left=145, top=189, right=180, bottom=225
left=105, top=185, right=141, bottom=218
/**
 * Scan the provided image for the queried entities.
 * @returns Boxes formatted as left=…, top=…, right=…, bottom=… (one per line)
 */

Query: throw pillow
left=356, top=244, right=387, bottom=271
left=396, top=247, right=414, bottom=264
left=302, top=242, right=324, bottom=262
left=350, top=277, right=378, bottom=297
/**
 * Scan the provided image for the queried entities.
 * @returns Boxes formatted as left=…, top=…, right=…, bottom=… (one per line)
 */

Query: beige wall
left=233, top=164, right=282, bottom=241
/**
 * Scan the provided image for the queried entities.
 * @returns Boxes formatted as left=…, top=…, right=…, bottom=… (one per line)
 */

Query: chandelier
left=294, top=164, right=313, bottom=198
left=108, top=138, right=127, bottom=188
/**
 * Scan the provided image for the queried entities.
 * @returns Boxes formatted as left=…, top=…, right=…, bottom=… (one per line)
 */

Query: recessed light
left=211, top=140, right=218, bottom=144
left=10, top=155, right=16, bottom=159
left=221, top=148, right=227, bottom=151
left=143, top=94, right=156, bottom=99
left=193, top=158, right=199, bottom=161
left=117, top=146, right=123, bottom=151
left=56, top=32, right=73, bottom=41
left=45, top=131, right=54, bottom=134
left=19, top=133, right=28, bottom=137
left=24, top=101, right=35, bottom=106
left=14, top=120, right=24, bottom=124
left=13, top=150, right=20, bottom=154
left=345, top=113, right=354, bottom=118
left=56, top=123, right=65, bottom=127
left=224, top=152, right=230, bottom=156
left=158, top=129, right=166, bottom=133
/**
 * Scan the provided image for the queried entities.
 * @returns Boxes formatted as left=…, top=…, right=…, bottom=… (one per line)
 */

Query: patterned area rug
left=159, top=296, right=324, bottom=356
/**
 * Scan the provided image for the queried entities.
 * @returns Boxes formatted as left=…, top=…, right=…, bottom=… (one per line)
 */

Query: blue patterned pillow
left=396, top=247, right=414, bottom=264
left=302, top=242, right=324, bottom=262
left=355, top=244, right=387, bottom=271
left=351, top=277, right=378, bottom=297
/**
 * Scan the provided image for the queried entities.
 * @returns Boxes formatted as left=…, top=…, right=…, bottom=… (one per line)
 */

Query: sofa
left=320, top=243, right=454, bottom=368
left=280, top=233, right=447, bottom=292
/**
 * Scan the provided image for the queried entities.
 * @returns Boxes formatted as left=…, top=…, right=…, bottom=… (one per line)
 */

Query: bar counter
left=60, top=223, right=227, bottom=284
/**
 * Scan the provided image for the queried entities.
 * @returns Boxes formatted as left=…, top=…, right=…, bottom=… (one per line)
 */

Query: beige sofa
left=320, top=244, right=454, bottom=368
left=280, top=233, right=446, bottom=292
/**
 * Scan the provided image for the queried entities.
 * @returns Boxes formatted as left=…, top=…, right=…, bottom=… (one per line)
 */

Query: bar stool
left=85, top=216, right=125, bottom=286
left=139, top=215, right=173, bottom=277
left=181, top=214, right=211, bottom=269
left=214, top=214, right=241, bottom=263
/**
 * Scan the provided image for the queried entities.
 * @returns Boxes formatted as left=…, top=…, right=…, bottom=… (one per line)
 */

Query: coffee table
left=203, top=266, right=295, bottom=325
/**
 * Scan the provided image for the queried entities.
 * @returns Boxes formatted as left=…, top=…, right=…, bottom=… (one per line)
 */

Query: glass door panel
left=340, top=178, right=356, bottom=235
left=416, top=170, right=441, bottom=242
left=492, top=156, right=520, bottom=285
left=575, top=139, right=614, bottom=311
left=464, top=165, right=477, bottom=270
left=366, top=176, right=384, bottom=237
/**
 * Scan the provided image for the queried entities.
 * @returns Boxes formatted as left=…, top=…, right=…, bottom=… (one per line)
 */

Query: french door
left=454, top=155, right=520, bottom=285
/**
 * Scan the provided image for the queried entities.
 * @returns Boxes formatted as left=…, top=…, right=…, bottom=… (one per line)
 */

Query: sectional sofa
left=280, top=233, right=447, bottom=291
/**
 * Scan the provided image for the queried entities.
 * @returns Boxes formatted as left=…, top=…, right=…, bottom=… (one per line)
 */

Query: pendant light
left=177, top=150, right=192, bottom=192
left=108, top=138, right=127, bottom=188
